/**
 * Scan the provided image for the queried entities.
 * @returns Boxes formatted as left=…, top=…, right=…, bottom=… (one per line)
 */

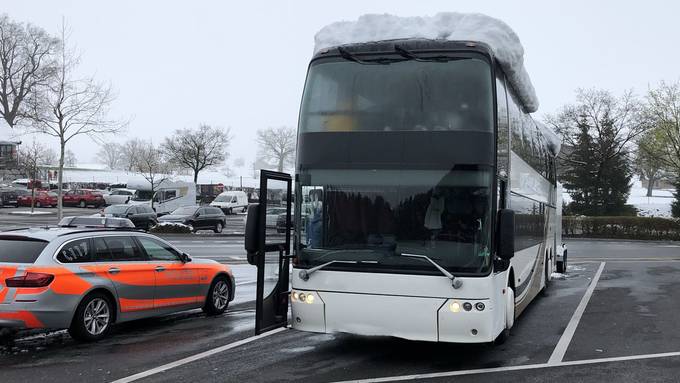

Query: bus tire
left=494, top=286, right=515, bottom=346
left=557, top=250, right=568, bottom=273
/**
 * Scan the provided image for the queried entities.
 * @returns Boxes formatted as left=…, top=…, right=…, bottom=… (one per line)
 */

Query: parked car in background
left=0, top=189, right=20, bottom=207
left=100, top=204, right=158, bottom=230
left=0, top=227, right=235, bottom=341
left=17, top=191, right=58, bottom=208
left=265, top=207, right=288, bottom=228
left=62, top=189, right=105, bottom=208
left=158, top=206, right=227, bottom=233
left=103, top=189, right=136, bottom=206
left=210, top=190, right=248, bottom=214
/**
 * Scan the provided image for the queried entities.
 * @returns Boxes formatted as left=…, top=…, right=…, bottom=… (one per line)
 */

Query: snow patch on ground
left=551, top=272, right=567, bottom=280
left=7, top=211, right=54, bottom=216
left=314, top=12, right=540, bottom=113
left=282, top=346, right=316, bottom=353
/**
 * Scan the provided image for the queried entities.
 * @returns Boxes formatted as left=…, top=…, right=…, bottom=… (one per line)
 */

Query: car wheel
left=203, top=276, right=230, bottom=315
left=68, top=292, right=113, bottom=342
left=78, top=200, right=86, bottom=208
left=214, top=222, right=223, bottom=233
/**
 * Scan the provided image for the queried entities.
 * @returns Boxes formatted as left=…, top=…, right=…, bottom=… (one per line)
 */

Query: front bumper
left=290, top=289, right=498, bottom=343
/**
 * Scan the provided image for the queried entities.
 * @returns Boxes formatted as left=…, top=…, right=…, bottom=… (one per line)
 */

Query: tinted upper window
left=57, top=239, right=92, bottom=263
left=103, top=236, right=145, bottom=261
left=0, top=238, right=48, bottom=263
left=138, top=237, right=180, bottom=261
left=300, top=55, right=493, bottom=133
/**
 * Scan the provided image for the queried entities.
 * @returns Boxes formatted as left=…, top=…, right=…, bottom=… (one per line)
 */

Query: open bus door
left=245, top=170, right=292, bottom=335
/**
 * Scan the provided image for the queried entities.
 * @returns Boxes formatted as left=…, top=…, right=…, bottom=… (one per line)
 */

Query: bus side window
left=496, top=74, right=510, bottom=177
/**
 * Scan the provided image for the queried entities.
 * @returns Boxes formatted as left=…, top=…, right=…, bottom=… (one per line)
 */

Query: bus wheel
left=557, top=250, right=568, bottom=273
left=494, top=286, right=515, bottom=345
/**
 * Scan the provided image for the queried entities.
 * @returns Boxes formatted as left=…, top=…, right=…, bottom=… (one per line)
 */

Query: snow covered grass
left=563, top=176, right=676, bottom=218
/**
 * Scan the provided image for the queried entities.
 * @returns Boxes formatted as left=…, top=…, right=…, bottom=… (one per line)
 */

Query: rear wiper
left=400, top=253, right=463, bottom=289
left=394, top=44, right=468, bottom=63
left=337, top=47, right=393, bottom=65
left=298, top=259, right=378, bottom=281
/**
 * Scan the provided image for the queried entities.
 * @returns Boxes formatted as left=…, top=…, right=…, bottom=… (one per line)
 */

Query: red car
left=17, top=191, right=58, bottom=208
left=62, top=189, right=105, bottom=208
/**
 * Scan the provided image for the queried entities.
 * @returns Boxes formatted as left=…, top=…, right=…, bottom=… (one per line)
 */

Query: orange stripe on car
left=0, top=311, right=44, bottom=328
left=155, top=296, right=204, bottom=307
left=26, top=267, right=91, bottom=295
left=118, top=298, right=155, bottom=312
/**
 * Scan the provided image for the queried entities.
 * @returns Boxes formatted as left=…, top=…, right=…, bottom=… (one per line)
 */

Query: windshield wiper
left=400, top=253, right=463, bottom=289
left=298, top=259, right=378, bottom=281
left=394, top=44, right=468, bottom=63
left=337, top=47, right=393, bottom=65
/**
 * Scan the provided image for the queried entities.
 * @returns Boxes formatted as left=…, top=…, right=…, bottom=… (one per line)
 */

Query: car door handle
left=155, top=266, right=166, bottom=272
left=108, top=267, right=120, bottom=274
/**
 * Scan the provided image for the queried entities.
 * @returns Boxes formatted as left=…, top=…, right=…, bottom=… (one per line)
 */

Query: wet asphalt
left=0, top=239, right=679, bottom=382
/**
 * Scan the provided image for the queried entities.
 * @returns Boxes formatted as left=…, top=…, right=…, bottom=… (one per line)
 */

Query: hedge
left=563, top=216, right=680, bottom=241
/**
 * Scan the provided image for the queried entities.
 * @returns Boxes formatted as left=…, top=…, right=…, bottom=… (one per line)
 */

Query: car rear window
left=0, top=238, right=48, bottom=263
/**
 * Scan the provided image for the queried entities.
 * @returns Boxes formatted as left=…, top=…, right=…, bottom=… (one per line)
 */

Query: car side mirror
left=181, top=252, right=192, bottom=263
left=497, top=209, right=515, bottom=260
left=195, top=212, right=201, bottom=217
left=245, top=203, right=261, bottom=265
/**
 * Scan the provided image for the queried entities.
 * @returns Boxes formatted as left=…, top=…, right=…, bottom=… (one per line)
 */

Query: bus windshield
left=296, top=168, right=493, bottom=275
left=300, top=54, right=493, bottom=133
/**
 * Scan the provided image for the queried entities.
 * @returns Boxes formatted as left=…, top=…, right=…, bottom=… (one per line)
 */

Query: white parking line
left=331, top=350, right=680, bottom=383
left=110, top=327, right=287, bottom=383
left=547, top=261, right=605, bottom=365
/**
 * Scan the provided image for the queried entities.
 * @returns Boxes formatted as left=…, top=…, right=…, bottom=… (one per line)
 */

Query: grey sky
left=4, top=0, right=679, bottom=172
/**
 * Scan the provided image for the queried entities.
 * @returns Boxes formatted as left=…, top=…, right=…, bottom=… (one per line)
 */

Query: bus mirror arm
left=401, top=253, right=463, bottom=289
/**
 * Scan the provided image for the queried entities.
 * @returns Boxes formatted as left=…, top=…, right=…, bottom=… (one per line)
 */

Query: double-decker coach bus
left=246, top=14, right=563, bottom=344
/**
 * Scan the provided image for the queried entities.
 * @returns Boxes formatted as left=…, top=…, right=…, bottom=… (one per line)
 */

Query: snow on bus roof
left=314, top=12, right=540, bottom=114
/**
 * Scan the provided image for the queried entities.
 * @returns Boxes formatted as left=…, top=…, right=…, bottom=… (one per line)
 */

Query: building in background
left=0, top=126, right=21, bottom=183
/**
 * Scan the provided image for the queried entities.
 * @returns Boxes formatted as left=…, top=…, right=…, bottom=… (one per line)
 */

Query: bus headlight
left=449, top=301, right=461, bottom=313
left=291, top=291, right=316, bottom=304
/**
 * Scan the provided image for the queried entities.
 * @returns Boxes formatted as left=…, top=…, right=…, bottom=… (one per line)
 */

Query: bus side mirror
left=245, top=203, right=261, bottom=265
left=497, top=209, right=515, bottom=260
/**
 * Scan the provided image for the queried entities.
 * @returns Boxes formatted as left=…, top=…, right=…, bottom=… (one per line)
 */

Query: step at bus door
left=246, top=170, right=292, bottom=335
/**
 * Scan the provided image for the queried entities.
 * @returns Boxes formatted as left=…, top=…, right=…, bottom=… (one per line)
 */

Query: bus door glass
left=252, top=170, right=292, bottom=334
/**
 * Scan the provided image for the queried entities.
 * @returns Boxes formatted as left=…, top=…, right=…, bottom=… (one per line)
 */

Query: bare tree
left=120, top=138, right=144, bottom=171
left=18, top=140, right=49, bottom=213
left=132, top=141, right=169, bottom=210
left=64, top=149, right=77, bottom=167
left=162, top=124, right=231, bottom=183
left=546, top=88, right=647, bottom=164
left=643, top=81, right=680, bottom=174
left=29, top=23, right=125, bottom=219
left=42, top=147, right=57, bottom=165
left=255, top=126, right=296, bottom=172
left=97, top=142, right=122, bottom=169
left=0, top=14, right=58, bottom=128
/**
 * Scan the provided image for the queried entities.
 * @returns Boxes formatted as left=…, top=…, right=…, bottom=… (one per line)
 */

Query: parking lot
left=0, top=239, right=678, bottom=382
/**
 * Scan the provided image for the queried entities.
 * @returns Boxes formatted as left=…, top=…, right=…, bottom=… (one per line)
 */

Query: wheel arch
left=75, top=287, right=119, bottom=324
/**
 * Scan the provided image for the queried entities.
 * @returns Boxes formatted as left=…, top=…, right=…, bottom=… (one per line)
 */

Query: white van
left=210, top=190, right=248, bottom=214
left=126, top=178, right=197, bottom=216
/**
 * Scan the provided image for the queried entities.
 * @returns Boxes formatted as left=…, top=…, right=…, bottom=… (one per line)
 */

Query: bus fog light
left=463, top=302, right=472, bottom=311
left=475, top=302, right=485, bottom=311
left=449, top=301, right=461, bottom=313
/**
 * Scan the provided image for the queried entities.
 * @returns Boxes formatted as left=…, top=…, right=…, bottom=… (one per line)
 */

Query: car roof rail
left=55, top=227, right=146, bottom=237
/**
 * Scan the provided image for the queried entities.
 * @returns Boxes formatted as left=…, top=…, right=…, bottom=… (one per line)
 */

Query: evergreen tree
left=562, top=117, right=597, bottom=214
left=672, top=179, right=680, bottom=218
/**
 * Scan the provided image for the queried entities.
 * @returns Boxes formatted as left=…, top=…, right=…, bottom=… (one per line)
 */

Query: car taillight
left=5, top=272, right=54, bottom=288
